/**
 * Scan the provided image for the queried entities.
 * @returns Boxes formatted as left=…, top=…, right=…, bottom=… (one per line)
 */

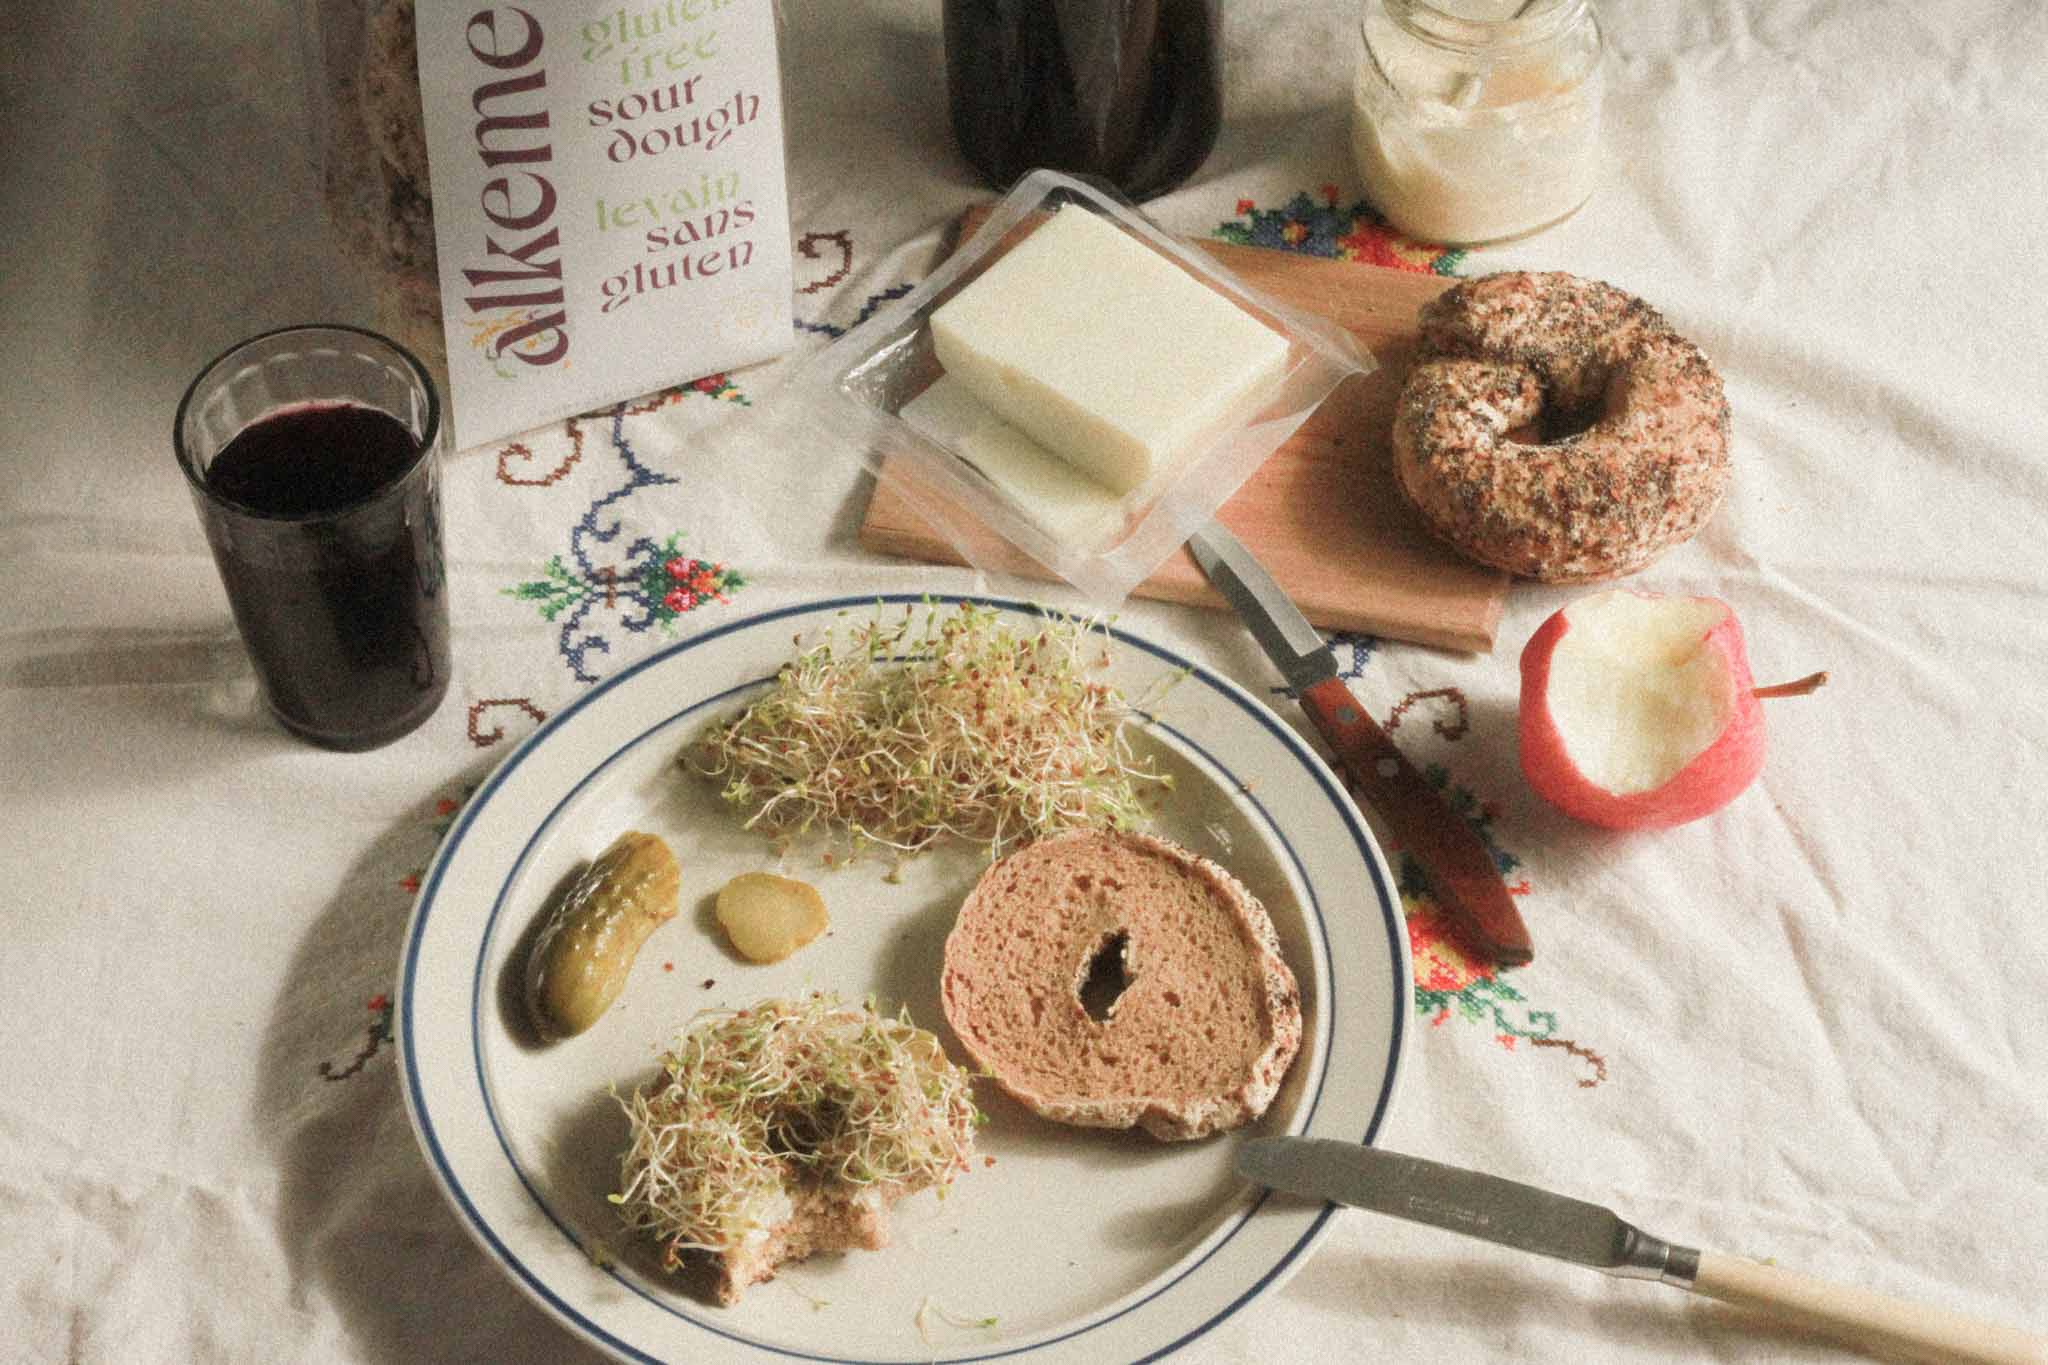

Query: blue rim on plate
left=399, top=594, right=1409, bottom=1363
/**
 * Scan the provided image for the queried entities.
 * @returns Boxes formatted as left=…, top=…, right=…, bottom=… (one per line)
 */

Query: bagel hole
left=1078, top=930, right=1132, bottom=1023
left=765, top=1100, right=843, bottom=1159
left=1515, top=388, right=1605, bottom=448
left=1544, top=404, right=1602, bottom=442
left=1511, top=407, right=1601, bottom=445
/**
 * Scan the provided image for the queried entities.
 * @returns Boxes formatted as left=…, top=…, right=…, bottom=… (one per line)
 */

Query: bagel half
left=940, top=830, right=1302, bottom=1141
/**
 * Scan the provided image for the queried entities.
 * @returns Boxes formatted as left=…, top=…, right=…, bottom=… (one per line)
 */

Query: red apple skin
left=1518, top=596, right=1767, bottom=829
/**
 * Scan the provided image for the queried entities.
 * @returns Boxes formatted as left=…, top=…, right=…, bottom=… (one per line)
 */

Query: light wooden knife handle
left=1691, top=1252, right=2048, bottom=1364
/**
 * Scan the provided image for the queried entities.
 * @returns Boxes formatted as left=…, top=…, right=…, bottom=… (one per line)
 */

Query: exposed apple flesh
left=1519, top=590, right=1767, bottom=828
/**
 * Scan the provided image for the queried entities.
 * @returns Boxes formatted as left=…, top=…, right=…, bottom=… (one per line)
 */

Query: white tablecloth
left=5, top=2, right=2046, bottom=1361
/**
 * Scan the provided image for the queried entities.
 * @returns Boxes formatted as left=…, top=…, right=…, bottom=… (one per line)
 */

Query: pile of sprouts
left=688, top=601, right=1178, bottom=867
left=610, top=993, right=982, bottom=1269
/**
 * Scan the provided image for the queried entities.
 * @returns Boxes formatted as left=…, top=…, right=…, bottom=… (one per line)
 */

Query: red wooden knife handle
left=1297, top=676, right=1534, bottom=967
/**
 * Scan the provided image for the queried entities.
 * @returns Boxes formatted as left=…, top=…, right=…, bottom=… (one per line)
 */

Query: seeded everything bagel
left=940, top=830, right=1302, bottom=1141
left=1392, top=271, right=1732, bottom=582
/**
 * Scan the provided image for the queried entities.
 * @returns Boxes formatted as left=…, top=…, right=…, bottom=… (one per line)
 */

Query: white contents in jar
left=1351, top=0, right=1604, bottom=246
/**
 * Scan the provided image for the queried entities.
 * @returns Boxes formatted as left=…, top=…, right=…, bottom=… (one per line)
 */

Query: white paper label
left=413, top=0, right=794, bottom=448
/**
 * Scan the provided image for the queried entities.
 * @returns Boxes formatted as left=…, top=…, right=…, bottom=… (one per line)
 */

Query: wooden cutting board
left=856, top=207, right=1509, bottom=653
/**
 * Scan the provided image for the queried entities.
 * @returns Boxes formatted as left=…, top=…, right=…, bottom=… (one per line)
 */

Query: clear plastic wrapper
left=787, top=169, right=1371, bottom=606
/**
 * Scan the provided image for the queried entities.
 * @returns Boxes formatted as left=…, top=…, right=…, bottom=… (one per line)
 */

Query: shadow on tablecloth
left=252, top=762, right=612, bottom=1364
left=1276, top=1240, right=1868, bottom=1358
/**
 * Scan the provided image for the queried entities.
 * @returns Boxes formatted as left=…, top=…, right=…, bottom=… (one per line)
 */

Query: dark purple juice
left=201, top=402, right=449, bottom=749
left=206, top=402, right=420, bottom=516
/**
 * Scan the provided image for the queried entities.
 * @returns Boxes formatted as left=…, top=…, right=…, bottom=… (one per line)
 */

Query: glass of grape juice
left=174, top=325, right=451, bottom=750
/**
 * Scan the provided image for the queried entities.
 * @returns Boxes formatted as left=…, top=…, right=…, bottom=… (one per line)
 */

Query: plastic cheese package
left=782, top=170, right=1372, bottom=605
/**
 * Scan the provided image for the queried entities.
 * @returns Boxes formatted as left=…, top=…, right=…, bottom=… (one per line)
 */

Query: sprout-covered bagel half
left=609, top=993, right=982, bottom=1293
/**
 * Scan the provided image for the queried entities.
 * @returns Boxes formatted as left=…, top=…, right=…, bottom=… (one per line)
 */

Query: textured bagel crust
left=1392, top=271, right=1731, bottom=582
left=940, top=830, right=1302, bottom=1141
left=711, top=1180, right=912, bottom=1306
left=361, top=0, right=430, bottom=186
left=321, top=0, right=438, bottom=285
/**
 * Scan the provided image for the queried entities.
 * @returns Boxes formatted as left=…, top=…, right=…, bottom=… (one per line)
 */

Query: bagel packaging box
left=409, top=0, right=795, bottom=448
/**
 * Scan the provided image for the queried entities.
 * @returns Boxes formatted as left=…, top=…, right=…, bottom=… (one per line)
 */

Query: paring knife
left=1187, top=522, right=1533, bottom=966
left=1238, top=1137, right=2048, bottom=1365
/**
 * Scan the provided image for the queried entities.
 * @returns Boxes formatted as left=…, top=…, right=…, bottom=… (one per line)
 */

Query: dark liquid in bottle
left=944, top=0, right=1222, bottom=202
left=204, top=403, right=449, bottom=749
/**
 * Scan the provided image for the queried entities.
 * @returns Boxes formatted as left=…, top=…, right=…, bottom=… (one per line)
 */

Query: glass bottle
left=943, top=0, right=1224, bottom=202
left=1352, top=0, right=1605, bottom=245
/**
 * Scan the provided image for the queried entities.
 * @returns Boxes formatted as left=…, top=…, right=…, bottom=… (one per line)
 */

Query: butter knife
left=1187, top=523, right=1533, bottom=966
left=1238, top=1137, right=2048, bottom=1365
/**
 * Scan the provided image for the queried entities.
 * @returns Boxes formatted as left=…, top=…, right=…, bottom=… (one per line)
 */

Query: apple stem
left=1753, top=670, right=1829, bottom=700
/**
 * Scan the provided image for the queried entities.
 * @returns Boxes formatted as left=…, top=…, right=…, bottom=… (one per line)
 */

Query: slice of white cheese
left=928, top=208, right=1291, bottom=496
left=899, top=376, right=1125, bottom=548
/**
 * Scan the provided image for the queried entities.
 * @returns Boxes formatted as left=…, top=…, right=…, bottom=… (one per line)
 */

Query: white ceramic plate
left=399, top=594, right=1408, bottom=1363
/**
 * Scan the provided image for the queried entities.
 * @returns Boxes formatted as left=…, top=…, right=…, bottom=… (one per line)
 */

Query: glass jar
left=1351, top=0, right=1605, bottom=246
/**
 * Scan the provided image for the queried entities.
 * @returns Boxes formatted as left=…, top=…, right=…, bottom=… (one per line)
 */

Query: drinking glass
left=174, top=324, right=451, bottom=750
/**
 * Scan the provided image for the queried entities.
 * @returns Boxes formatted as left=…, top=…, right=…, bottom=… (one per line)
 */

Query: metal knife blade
left=1236, top=1137, right=1695, bottom=1283
left=1188, top=522, right=1533, bottom=966
left=1241, top=1138, right=2048, bottom=1364
left=1186, top=524, right=1334, bottom=695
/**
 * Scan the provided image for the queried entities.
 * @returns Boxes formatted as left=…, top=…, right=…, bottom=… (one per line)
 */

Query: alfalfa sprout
left=688, top=601, right=1178, bottom=867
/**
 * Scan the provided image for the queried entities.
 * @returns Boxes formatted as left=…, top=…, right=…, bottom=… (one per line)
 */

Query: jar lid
left=1382, top=0, right=1594, bottom=54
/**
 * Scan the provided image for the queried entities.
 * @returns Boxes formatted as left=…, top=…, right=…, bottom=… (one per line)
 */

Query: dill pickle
left=525, top=831, right=680, bottom=1040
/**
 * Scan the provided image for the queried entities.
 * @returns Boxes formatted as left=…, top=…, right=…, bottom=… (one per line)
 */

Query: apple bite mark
left=1518, top=590, right=1826, bottom=829
left=1545, top=594, right=1737, bottom=794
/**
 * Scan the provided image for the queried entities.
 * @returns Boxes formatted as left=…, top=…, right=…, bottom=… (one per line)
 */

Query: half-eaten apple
left=1518, top=590, right=1825, bottom=829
